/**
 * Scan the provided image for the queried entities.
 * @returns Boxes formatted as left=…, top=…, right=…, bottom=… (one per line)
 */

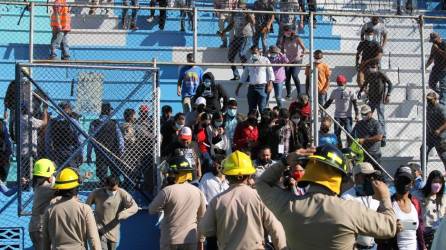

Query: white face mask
left=369, top=67, right=378, bottom=73
left=106, top=190, right=117, bottom=196
left=49, top=176, right=56, bottom=187
left=251, top=54, right=259, bottom=62
left=366, top=35, right=374, bottom=42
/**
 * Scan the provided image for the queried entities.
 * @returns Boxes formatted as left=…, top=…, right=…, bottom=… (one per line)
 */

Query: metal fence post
left=29, top=2, right=34, bottom=63
left=15, top=64, right=22, bottom=216
left=152, top=58, right=161, bottom=195
left=193, top=7, right=198, bottom=61
left=309, top=12, right=318, bottom=146
left=420, top=15, right=428, bottom=179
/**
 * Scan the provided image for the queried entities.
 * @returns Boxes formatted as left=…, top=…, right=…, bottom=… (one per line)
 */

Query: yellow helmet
left=33, top=159, right=56, bottom=178
left=222, top=151, right=256, bottom=176
left=53, top=168, right=80, bottom=190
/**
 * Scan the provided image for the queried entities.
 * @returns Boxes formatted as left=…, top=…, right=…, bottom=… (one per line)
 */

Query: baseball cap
left=360, top=105, right=372, bottom=114
left=336, top=74, right=347, bottom=85
left=394, top=166, right=414, bottom=181
left=352, top=162, right=378, bottom=176
left=195, top=97, right=206, bottom=106
left=139, top=104, right=149, bottom=113
left=179, top=126, right=192, bottom=141
left=427, top=91, right=438, bottom=100
left=269, top=45, right=281, bottom=54
left=430, top=32, right=440, bottom=43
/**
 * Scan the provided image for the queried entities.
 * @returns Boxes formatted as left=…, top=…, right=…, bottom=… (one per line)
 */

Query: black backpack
left=51, top=118, right=78, bottom=149
left=91, top=119, right=119, bottom=153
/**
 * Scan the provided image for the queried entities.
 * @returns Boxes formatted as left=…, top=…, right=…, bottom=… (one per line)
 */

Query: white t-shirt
left=199, top=172, right=229, bottom=204
left=341, top=187, right=380, bottom=249
left=20, top=114, right=44, bottom=156
left=329, top=86, right=357, bottom=118
left=361, top=22, right=388, bottom=46
left=393, top=201, right=419, bottom=250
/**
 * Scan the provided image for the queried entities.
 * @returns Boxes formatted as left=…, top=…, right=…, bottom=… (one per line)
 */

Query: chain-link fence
left=15, top=62, right=160, bottom=215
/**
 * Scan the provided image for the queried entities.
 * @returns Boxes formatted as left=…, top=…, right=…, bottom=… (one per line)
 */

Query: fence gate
left=15, top=63, right=160, bottom=215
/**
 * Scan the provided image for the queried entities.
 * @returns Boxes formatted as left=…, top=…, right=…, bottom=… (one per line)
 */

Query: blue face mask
left=227, top=108, right=237, bottom=117
left=203, top=80, right=212, bottom=87
left=214, top=121, right=223, bottom=127
left=174, top=122, right=184, bottom=130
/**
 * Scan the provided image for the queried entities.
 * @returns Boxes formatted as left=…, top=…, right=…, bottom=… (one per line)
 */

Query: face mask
left=270, top=52, right=278, bottom=57
left=251, top=54, right=259, bottom=62
left=361, top=114, right=369, bottom=120
left=339, top=85, right=346, bottom=90
left=314, top=59, right=322, bottom=63
left=366, top=35, right=374, bottom=42
left=369, top=67, right=378, bottom=73
left=214, top=121, right=223, bottom=127
left=174, top=122, right=184, bottom=130
left=284, top=32, right=292, bottom=38
left=395, top=180, right=412, bottom=195
left=292, top=118, right=300, bottom=124
left=49, top=176, right=56, bottom=187
left=227, top=108, right=237, bottom=117
left=203, top=80, right=212, bottom=87
left=431, top=183, right=442, bottom=194
left=293, top=170, right=304, bottom=181
left=106, top=190, right=117, bottom=196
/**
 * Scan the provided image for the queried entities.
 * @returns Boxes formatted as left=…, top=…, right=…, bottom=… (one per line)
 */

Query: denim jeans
left=334, top=117, right=353, bottom=147
left=266, top=82, right=284, bottom=108
left=253, top=30, right=268, bottom=54
left=229, top=36, right=252, bottom=78
left=429, top=70, right=446, bottom=105
left=50, top=31, right=69, bottom=58
left=247, top=84, right=268, bottom=112
left=368, top=102, right=386, bottom=137
left=318, top=92, right=327, bottom=105
left=122, top=0, right=139, bottom=24
left=285, top=65, right=301, bottom=97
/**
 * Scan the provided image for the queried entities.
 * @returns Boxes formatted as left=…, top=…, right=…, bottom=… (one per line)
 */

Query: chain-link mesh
left=16, top=63, right=159, bottom=215
left=31, top=3, right=193, bottom=63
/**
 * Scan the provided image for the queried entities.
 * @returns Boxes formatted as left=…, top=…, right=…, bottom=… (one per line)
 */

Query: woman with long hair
left=415, top=170, right=446, bottom=249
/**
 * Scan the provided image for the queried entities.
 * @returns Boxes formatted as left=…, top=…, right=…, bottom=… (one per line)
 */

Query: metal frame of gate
left=15, top=62, right=160, bottom=216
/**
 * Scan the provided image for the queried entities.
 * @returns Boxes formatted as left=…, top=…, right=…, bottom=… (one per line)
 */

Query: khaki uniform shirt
left=43, top=196, right=101, bottom=250
left=149, top=182, right=206, bottom=246
left=256, top=162, right=397, bottom=250
left=199, top=184, right=288, bottom=250
left=29, top=182, right=56, bottom=233
left=86, top=188, right=138, bottom=242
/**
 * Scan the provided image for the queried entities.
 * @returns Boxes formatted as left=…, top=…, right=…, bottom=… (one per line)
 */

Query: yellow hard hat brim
left=222, top=167, right=256, bottom=176
left=52, top=180, right=79, bottom=190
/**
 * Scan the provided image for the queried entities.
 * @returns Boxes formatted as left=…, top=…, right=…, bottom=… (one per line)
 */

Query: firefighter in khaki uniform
left=149, top=153, right=207, bottom=250
left=42, top=168, right=101, bottom=250
left=86, top=176, right=138, bottom=250
left=199, top=151, right=288, bottom=250
left=29, top=159, right=56, bottom=250
left=256, top=144, right=397, bottom=250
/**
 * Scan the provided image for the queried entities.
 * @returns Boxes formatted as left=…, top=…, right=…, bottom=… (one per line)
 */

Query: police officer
left=86, top=176, right=138, bottom=250
left=29, top=159, right=56, bottom=250
left=256, top=144, right=397, bottom=250
left=149, top=153, right=206, bottom=250
left=42, top=168, right=101, bottom=249
left=199, top=151, right=288, bottom=249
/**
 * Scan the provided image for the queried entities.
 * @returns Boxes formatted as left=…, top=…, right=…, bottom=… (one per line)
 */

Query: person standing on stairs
left=236, top=46, right=275, bottom=113
left=426, top=32, right=446, bottom=105
left=360, top=17, right=388, bottom=49
left=220, top=0, right=255, bottom=80
left=177, top=53, right=204, bottom=113
left=214, top=0, right=238, bottom=48
left=356, top=28, right=383, bottom=88
left=121, top=0, right=139, bottom=30
left=305, top=50, right=331, bottom=105
left=252, top=0, right=275, bottom=55
left=49, top=0, right=71, bottom=60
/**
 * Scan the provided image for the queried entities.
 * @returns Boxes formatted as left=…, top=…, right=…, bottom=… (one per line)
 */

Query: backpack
left=91, top=119, right=119, bottom=153
left=51, top=118, right=78, bottom=149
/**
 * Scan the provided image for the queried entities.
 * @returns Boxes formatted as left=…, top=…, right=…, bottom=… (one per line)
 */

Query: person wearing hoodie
left=192, top=72, right=229, bottom=113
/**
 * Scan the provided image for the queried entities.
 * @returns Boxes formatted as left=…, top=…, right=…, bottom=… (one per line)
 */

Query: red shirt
left=196, top=127, right=209, bottom=153
left=233, top=122, right=259, bottom=151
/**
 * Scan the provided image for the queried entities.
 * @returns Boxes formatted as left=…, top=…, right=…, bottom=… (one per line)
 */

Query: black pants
left=150, top=0, right=167, bottom=30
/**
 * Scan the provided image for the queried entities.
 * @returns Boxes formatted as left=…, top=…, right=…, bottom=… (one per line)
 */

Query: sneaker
left=381, top=139, right=386, bottom=147
left=180, top=26, right=185, bottom=32
left=146, top=16, right=154, bottom=22
left=61, top=55, right=70, bottom=60
left=286, top=94, right=291, bottom=99
left=230, top=76, right=240, bottom=81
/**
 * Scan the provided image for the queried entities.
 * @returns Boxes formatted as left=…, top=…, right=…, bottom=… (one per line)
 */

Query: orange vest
left=51, top=0, right=71, bottom=31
